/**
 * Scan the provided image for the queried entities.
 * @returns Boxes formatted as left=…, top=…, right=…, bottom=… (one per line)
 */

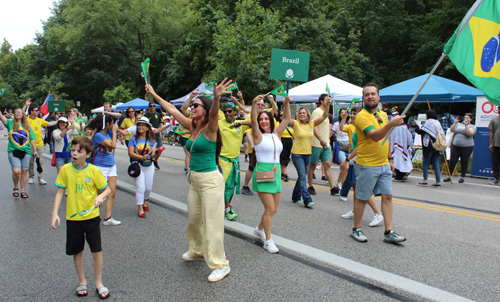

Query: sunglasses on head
left=373, top=112, right=383, bottom=124
left=224, top=110, right=233, bottom=114
left=191, top=103, right=205, bottom=109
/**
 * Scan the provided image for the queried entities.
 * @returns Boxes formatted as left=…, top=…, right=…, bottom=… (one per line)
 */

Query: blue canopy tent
left=115, top=98, right=161, bottom=110
left=379, top=74, right=484, bottom=103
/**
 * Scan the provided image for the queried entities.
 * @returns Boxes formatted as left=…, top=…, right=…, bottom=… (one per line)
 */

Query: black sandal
left=20, top=192, right=28, bottom=198
left=13, top=188, right=19, bottom=197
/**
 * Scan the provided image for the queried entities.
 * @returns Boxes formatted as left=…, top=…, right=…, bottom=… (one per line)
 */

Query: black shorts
left=180, top=136, right=188, bottom=146
left=66, top=217, right=102, bottom=255
left=248, top=152, right=256, bottom=171
left=280, top=137, right=293, bottom=167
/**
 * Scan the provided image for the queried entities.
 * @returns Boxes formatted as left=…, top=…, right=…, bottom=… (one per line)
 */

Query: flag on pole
left=141, top=58, right=150, bottom=84
left=205, top=82, right=215, bottom=90
left=269, top=85, right=288, bottom=97
left=0, top=88, right=5, bottom=96
left=225, top=82, right=238, bottom=92
left=39, top=93, right=52, bottom=120
left=326, top=83, right=331, bottom=96
left=443, top=0, right=500, bottom=105
left=348, top=97, right=360, bottom=112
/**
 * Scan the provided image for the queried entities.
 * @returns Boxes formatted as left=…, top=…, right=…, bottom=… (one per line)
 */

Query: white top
left=254, top=133, right=283, bottom=163
left=332, top=122, right=349, bottom=142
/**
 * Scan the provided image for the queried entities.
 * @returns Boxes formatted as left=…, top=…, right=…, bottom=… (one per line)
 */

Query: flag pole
left=381, top=53, right=447, bottom=145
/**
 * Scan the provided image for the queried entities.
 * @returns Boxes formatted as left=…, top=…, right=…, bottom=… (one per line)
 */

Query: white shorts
left=96, top=165, right=117, bottom=180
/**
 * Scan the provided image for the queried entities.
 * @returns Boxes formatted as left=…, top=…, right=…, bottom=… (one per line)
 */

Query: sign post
left=270, top=49, right=310, bottom=94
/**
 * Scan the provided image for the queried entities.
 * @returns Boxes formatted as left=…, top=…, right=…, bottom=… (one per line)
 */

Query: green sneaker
left=225, top=207, right=238, bottom=220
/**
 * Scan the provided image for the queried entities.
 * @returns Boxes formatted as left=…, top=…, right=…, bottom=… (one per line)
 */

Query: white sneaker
left=339, top=195, right=348, bottom=202
left=341, top=210, right=354, bottom=219
left=39, top=179, right=47, bottom=185
left=103, top=217, right=122, bottom=226
left=368, top=213, right=384, bottom=227
left=208, top=266, right=230, bottom=282
left=28, top=178, right=34, bottom=184
left=181, top=252, right=194, bottom=262
left=336, top=182, right=342, bottom=189
left=263, top=238, right=279, bottom=253
left=253, top=227, right=266, bottom=242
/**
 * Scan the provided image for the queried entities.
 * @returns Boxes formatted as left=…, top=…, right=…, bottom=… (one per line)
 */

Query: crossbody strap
left=189, top=127, right=205, bottom=154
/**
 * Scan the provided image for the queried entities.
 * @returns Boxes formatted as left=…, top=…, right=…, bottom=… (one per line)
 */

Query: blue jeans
left=292, top=154, right=313, bottom=205
left=422, top=149, right=441, bottom=182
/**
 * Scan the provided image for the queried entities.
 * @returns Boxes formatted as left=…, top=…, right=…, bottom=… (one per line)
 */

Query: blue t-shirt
left=56, top=135, right=72, bottom=158
left=129, top=136, right=156, bottom=166
left=91, top=132, right=115, bottom=167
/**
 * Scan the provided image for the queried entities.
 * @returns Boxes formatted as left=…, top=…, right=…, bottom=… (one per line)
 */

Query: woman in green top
left=146, top=79, right=232, bottom=283
left=0, top=108, right=38, bottom=198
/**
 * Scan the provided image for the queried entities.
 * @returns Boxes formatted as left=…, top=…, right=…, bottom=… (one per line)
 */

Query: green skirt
left=252, top=162, right=282, bottom=194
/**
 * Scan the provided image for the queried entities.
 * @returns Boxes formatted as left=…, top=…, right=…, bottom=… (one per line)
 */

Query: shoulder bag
left=431, top=123, right=448, bottom=152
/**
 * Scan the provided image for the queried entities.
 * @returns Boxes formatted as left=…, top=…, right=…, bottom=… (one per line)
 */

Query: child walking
left=51, top=137, right=111, bottom=299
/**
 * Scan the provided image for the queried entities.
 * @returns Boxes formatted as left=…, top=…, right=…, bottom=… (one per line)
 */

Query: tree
left=103, top=85, right=133, bottom=104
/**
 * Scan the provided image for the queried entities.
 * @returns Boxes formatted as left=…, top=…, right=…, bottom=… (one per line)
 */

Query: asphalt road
left=1, top=138, right=499, bottom=301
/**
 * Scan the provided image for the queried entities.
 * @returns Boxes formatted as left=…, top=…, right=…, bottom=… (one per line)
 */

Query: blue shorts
left=310, top=147, right=332, bottom=165
left=354, top=163, right=392, bottom=201
left=8, top=152, right=32, bottom=170
left=55, top=156, right=72, bottom=167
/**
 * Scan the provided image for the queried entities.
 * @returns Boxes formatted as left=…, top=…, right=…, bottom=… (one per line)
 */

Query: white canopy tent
left=276, top=74, right=362, bottom=102
left=91, top=103, right=123, bottom=113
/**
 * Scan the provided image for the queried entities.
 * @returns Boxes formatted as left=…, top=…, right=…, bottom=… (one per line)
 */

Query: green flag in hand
left=269, top=85, right=288, bottom=97
left=141, top=58, right=150, bottom=83
left=443, top=0, right=500, bottom=105
left=225, top=82, right=238, bottom=92
left=326, top=83, right=331, bottom=96
left=0, top=88, right=5, bottom=96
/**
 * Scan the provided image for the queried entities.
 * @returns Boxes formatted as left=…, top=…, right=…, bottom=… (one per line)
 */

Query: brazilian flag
left=444, top=0, right=500, bottom=105
left=205, top=82, right=215, bottom=90
left=270, top=85, right=288, bottom=97
left=0, top=88, right=5, bottom=96
left=141, top=58, right=150, bottom=82
left=326, top=83, right=331, bottom=96
left=226, top=82, right=238, bottom=92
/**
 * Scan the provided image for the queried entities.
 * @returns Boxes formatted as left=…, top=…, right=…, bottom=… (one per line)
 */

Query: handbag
left=127, top=139, right=149, bottom=177
left=51, top=153, right=56, bottom=167
left=339, top=142, right=350, bottom=153
left=186, top=128, right=205, bottom=184
left=13, top=149, right=26, bottom=159
left=256, top=135, right=277, bottom=183
left=430, top=123, right=448, bottom=152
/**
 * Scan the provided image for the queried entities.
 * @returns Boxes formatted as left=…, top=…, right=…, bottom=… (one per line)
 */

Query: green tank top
left=186, top=132, right=217, bottom=172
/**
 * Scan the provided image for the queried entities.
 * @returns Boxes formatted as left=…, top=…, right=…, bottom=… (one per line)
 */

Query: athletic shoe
left=292, top=199, right=303, bottom=204
left=316, top=163, right=322, bottom=169
left=308, top=187, right=316, bottom=195
left=28, top=178, right=34, bottom=184
left=225, top=207, right=238, bottom=220
left=417, top=182, right=427, bottom=186
left=241, top=186, right=254, bottom=195
left=341, top=210, right=354, bottom=219
left=459, top=177, right=464, bottom=183
left=305, top=201, right=314, bottom=208
left=253, top=227, right=266, bottom=242
left=368, top=214, right=384, bottom=227
left=154, top=161, right=160, bottom=170
left=181, top=252, right=195, bottom=261
left=489, top=179, right=499, bottom=185
left=263, top=238, right=279, bottom=253
left=321, top=176, right=328, bottom=181
left=351, top=228, right=367, bottom=242
left=443, top=177, right=451, bottom=182
left=336, top=182, right=342, bottom=189
left=432, top=183, right=441, bottom=187
left=39, top=179, right=47, bottom=185
left=330, top=186, right=340, bottom=195
left=208, top=266, right=230, bottom=282
left=384, top=230, right=407, bottom=243
left=103, top=217, right=122, bottom=226
left=339, top=195, right=348, bottom=202
left=283, top=174, right=289, bottom=182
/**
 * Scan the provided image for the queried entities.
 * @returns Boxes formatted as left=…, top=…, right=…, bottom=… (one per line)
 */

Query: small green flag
left=205, top=82, right=215, bottom=90
left=225, top=82, right=238, bottom=92
left=348, top=98, right=360, bottom=112
left=326, top=83, right=331, bottom=96
left=443, top=0, right=500, bottom=105
left=269, top=85, right=288, bottom=97
left=141, top=58, right=150, bottom=83
left=0, top=88, right=5, bottom=96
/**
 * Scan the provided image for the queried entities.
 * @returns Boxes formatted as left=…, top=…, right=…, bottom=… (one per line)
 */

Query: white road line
left=117, top=179, right=474, bottom=302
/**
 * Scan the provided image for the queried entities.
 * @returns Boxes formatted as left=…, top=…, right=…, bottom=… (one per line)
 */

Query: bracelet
left=388, top=157, right=394, bottom=160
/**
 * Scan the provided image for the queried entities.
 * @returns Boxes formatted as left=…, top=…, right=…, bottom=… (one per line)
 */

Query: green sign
left=270, top=49, right=310, bottom=82
left=48, top=101, right=65, bottom=112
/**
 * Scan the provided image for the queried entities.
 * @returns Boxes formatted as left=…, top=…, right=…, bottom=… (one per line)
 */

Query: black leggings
left=448, top=145, right=474, bottom=177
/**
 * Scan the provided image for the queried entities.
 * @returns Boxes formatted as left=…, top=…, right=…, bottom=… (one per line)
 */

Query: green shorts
left=252, top=162, right=282, bottom=194
left=310, top=146, right=331, bottom=165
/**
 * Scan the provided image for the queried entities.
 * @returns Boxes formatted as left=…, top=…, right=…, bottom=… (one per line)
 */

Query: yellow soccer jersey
left=354, top=107, right=390, bottom=166
left=291, top=121, right=315, bottom=155
left=342, top=124, right=356, bottom=153
left=121, top=118, right=136, bottom=140
left=28, top=117, right=49, bottom=147
left=219, top=119, right=244, bottom=158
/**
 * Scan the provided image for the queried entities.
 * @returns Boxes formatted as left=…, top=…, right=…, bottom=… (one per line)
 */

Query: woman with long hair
left=416, top=110, right=445, bottom=187
left=444, top=113, right=476, bottom=183
left=251, top=95, right=291, bottom=253
left=288, top=103, right=330, bottom=207
left=53, top=116, right=77, bottom=174
left=0, top=108, right=38, bottom=198
left=68, top=108, right=86, bottom=136
left=146, top=79, right=232, bottom=283
left=121, top=107, right=136, bottom=146
left=86, top=113, right=121, bottom=226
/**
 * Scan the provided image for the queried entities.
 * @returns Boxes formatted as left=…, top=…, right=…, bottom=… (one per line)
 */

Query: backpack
left=430, top=123, right=447, bottom=152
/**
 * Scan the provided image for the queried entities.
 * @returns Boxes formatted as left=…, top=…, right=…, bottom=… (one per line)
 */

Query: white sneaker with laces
left=103, top=217, right=122, bottom=226
left=39, top=179, right=47, bottom=185
left=28, top=178, right=34, bottom=184
left=208, top=266, right=230, bottom=282
left=341, top=210, right=354, bottom=219
left=339, top=196, right=348, bottom=202
left=263, top=238, right=279, bottom=253
left=181, top=252, right=195, bottom=261
left=253, top=227, right=266, bottom=242
left=368, top=213, right=384, bottom=227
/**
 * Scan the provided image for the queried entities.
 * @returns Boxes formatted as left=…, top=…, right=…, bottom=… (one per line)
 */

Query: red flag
left=40, top=94, right=52, bottom=120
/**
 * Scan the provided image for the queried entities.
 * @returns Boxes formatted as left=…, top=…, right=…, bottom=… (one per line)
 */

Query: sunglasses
left=224, top=110, right=233, bottom=114
left=373, top=112, right=383, bottom=124
left=149, top=105, right=155, bottom=108
left=128, top=111, right=135, bottom=113
left=191, top=103, right=205, bottom=109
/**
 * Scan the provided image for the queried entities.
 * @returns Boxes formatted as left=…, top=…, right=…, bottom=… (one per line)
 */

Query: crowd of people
left=2, top=80, right=500, bottom=298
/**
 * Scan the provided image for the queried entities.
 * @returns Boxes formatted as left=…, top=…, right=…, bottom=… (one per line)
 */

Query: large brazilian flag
left=444, top=0, right=500, bottom=105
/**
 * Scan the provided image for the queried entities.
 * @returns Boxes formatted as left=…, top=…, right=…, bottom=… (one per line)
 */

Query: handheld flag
left=0, top=88, right=5, bottom=96
left=205, top=82, right=215, bottom=90
left=269, top=85, right=288, bottom=97
left=443, top=0, right=500, bottom=105
left=326, top=83, right=331, bottom=96
left=348, top=98, right=360, bottom=112
left=225, top=82, right=238, bottom=92
left=141, top=58, right=150, bottom=85
left=39, top=93, right=51, bottom=120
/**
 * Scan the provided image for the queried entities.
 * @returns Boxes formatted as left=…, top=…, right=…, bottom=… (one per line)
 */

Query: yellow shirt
left=28, top=117, right=49, bottom=147
left=219, top=119, right=244, bottom=158
left=245, top=128, right=253, bottom=153
left=354, top=108, right=390, bottom=166
left=121, top=118, right=136, bottom=140
left=311, top=108, right=330, bottom=148
left=342, top=124, right=356, bottom=153
left=280, top=123, right=294, bottom=138
left=55, top=163, right=108, bottom=221
left=291, top=120, right=315, bottom=155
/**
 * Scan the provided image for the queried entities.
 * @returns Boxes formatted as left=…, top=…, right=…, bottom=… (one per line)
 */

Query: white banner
left=476, top=96, right=499, bottom=128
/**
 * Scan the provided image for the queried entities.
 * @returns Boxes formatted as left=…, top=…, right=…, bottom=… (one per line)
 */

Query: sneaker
left=384, top=230, right=407, bottom=243
left=241, top=186, right=254, bottom=195
left=341, top=210, right=354, bottom=219
left=368, top=214, right=384, bottom=227
left=253, top=227, right=266, bottom=242
left=154, top=161, right=160, bottom=170
left=321, top=176, right=328, bottom=181
left=351, top=228, right=367, bottom=242
left=305, top=201, right=315, bottom=208
left=28, top=178, right=34, bottom=184
left=103, top=217, right=122, bottom=226
left=459, top=177, right=464, bottom=183
left=308, top=187, right=316, bottom=195
left=316, top=163, right=322, bottom=169
left=181, top=252, right=195, bottom=261
left=489, top=179, right=499, bottom=185
left=208, top=266, right=230, bottom=282
left=292, top=199, right=303, bottom=204
left=283, top=174, right=289, bottom=182
left=443, top=177, right=451, bottom=182
left=330, top=186, right=340, bottom=195
left=417, top=182, right=427, bottom=186
left=225, top=207, right=238, bottom=220
left=39, top=179, right=47, bottom=185
left=263, top=238, right=279, bottom=253
left=432, top=183, right=441, bottom=187
left=339, top=195, right=348, bottom=202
